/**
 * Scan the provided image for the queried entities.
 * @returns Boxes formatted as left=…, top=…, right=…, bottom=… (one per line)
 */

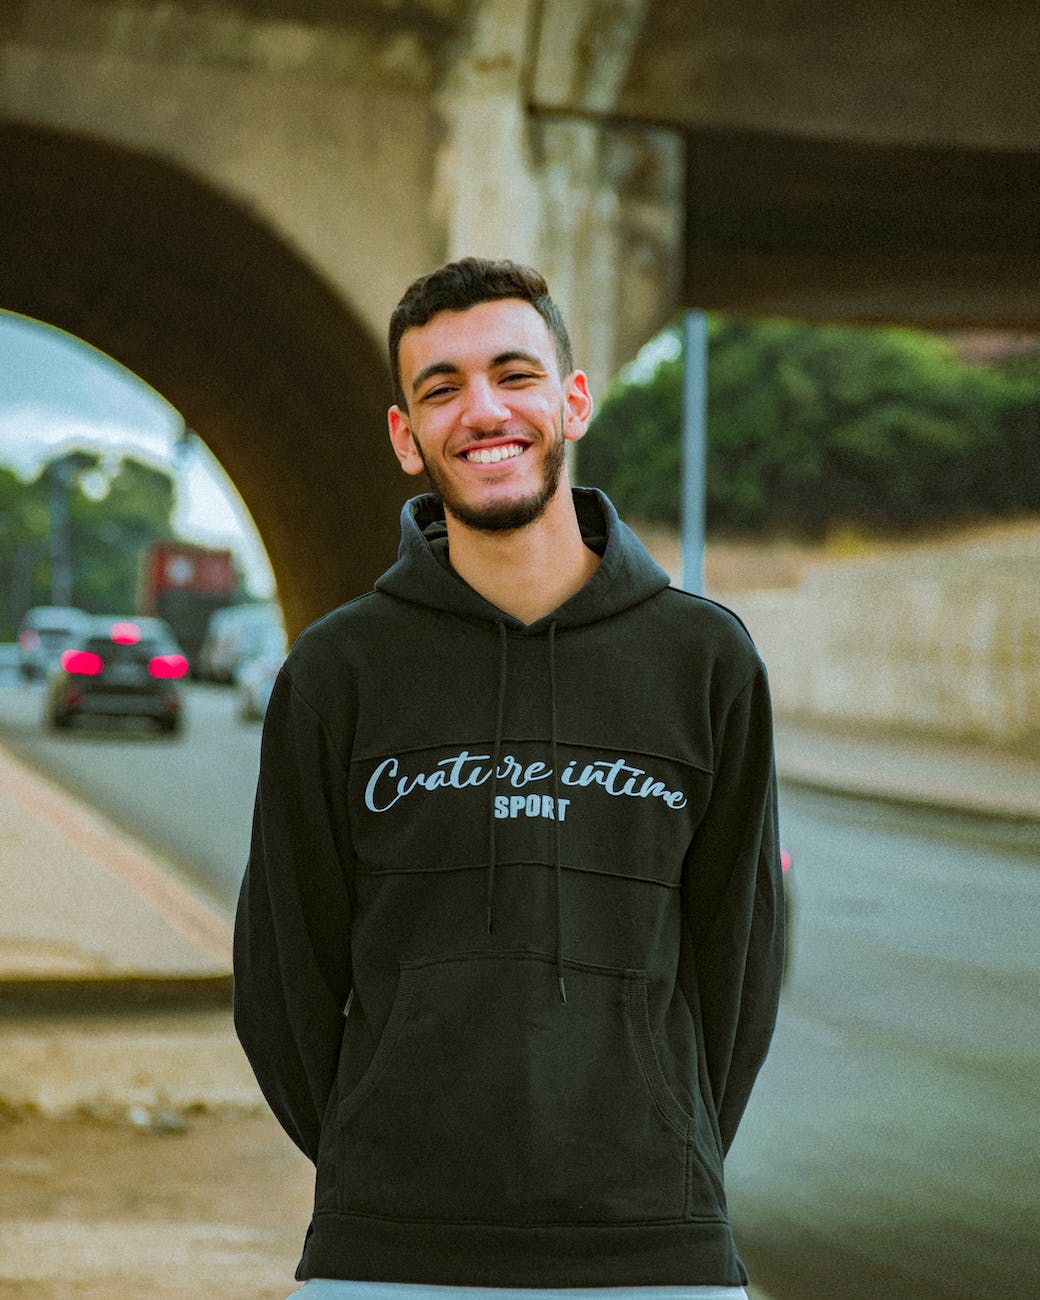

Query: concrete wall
left=725, top=536, right=1040, bottom=745
left=433, top=0, right=684, bottom=397
left=0, top=0, right=450, bottom=347
left=0, top=0, right=684, bottom=411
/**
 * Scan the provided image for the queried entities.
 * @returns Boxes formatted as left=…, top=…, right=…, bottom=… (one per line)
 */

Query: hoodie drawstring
left=485, top=619, right=567, bottom=1005
left=548, top=621, right=567, bottom=1005
left=486, top=620, right=509, bottom=934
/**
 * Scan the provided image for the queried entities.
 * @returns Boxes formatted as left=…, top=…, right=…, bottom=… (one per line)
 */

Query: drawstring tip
left=558, top=974, right=567, bottom=1005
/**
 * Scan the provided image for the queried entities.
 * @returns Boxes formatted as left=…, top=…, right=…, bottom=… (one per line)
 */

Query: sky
left=0, top=310, right=274, bottom=596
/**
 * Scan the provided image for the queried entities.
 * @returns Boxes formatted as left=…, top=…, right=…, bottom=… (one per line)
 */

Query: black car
left=45, top=617, right=189, bottom=734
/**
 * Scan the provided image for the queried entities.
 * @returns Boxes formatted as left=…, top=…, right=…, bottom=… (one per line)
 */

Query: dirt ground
left=637, top=515, right=1040, bottom=594
left=0, top=1106, right=314, bottom=1299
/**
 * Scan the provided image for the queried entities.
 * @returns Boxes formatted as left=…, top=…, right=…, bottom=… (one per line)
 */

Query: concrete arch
left=1, top=120, right=410, bottom=637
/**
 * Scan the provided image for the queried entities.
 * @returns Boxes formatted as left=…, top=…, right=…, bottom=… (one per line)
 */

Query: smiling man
left=234, top=258, right=785, bottom=1300
left=389, top=297, right=579, bottom=528
left=387, top=274, right=599, bottom=626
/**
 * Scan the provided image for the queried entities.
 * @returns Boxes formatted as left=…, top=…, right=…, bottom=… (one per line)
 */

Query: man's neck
left=443, top=488, right=600, bottom=625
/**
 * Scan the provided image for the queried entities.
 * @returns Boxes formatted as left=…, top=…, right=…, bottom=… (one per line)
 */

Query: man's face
left=388, top=299, right=593, bottom=533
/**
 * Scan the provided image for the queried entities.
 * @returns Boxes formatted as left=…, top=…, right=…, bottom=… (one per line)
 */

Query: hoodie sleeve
left=233, top=668, right=354, bottom=1162
left=681, top=659, right=785, bottom=1155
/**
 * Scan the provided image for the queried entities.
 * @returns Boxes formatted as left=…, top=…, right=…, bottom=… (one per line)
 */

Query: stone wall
left=723, top=535, right=1040, bottom=745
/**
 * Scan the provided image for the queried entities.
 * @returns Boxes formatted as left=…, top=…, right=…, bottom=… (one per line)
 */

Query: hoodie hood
left=374, top=487, right=672, bottom=628
left=373, top=486, right=674, bottom=1001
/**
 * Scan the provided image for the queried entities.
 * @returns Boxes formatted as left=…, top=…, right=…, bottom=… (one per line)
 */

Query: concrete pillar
left=434, top=0, right=684, bottom=399
left=432, top=0, right=543, bottom=267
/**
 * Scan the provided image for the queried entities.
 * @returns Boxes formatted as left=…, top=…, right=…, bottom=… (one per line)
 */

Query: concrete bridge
left=2, top=1, right=1038, bottom=633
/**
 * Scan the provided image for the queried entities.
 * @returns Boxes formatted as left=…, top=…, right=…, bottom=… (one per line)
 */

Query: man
left=234, top=257, right=784, bottom=1300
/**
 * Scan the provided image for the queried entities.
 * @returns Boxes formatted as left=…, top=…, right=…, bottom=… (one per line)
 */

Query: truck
left=138, top=541, right=237, bottom=671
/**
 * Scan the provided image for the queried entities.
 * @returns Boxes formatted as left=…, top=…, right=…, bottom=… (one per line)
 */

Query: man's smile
left=463, top=441, right=527, bottom=465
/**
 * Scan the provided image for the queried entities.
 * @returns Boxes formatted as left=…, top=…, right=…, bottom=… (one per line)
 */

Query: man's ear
left=388, top=406, right=425, bottom=476
left=563, top=371, right=594, bottom=443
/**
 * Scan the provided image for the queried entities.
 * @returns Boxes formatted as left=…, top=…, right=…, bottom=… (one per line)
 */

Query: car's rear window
left=85, top=637, right=165, bottom=658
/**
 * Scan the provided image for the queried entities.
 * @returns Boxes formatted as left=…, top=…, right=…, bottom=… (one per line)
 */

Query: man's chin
left=420, top=428, right=567, bottom=535
left=443, top=489, right=554, bottom=534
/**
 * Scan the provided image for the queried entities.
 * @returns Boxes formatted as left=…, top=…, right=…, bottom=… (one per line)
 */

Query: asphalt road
left=0, top=673, right=260, bottom=918
left=1, top=672, right=1038, bottom=1299
left=725, top=788, right=1040, bottom=1300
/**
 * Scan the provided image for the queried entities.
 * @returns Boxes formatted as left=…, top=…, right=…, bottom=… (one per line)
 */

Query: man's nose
left=461, top=378, right=510, bottom=429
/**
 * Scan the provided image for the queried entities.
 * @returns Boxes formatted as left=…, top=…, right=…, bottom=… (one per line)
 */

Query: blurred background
left=1, top=3, right=1037, bottom=1298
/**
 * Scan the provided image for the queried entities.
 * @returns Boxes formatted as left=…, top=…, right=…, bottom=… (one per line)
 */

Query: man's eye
left=502, top=371, right=536, bottom=384
left=423, top=384, right=456, bottom=400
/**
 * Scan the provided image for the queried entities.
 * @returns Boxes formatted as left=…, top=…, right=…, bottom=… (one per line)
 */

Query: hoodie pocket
left=336, top=950, right=723, bottom=1225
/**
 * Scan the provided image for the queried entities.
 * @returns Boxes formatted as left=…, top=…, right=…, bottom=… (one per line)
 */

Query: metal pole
left=48, top=463, right=72, bottom=607
left=11, top=543, right=33, bottom=633
left=680, top=310, right=708, bottom=594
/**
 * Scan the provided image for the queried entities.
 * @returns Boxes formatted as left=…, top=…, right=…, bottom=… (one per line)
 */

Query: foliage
left=0, top=451, right=179, bottom=639
left=68, top=457, right=177, bottom=614
left=579, top=318, right=1040, bottom=537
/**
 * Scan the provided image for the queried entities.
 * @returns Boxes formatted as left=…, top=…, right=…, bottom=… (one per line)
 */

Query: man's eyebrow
left=411, top=350, right=548, bottom=396
left=411, top=361, right=458, bottom=396
left=490, top=350, right=546, bottom=370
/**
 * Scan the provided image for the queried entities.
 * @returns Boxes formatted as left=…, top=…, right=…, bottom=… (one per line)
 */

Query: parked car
left=197, top=602, right=283, bottom=684
left=45, top=616, right=189, bottom=734
left=236, top=621, right=288, bottom=722
left=0, top=642, right=19, bottom=680
left=17, top=606, right=90, bottom=680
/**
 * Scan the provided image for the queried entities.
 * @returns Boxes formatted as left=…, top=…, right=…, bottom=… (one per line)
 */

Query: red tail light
left=148, top=654, right=189, bottom=679
left=780, top=849, right=792, bottom=874
left=110, top=621, right=141, bottom=644
left=60, top=649, right=103, bottom=675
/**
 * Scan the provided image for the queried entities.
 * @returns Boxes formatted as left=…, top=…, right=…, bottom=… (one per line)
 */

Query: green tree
left=978, top=348, right=1040, bottom=515
left=68, top=457, right=177, bottom=612
left=580, top=318, right=1039, bottom=537
left=0, top=465, right=49, bottom=639
left=0, top=451, right=180, bottom=629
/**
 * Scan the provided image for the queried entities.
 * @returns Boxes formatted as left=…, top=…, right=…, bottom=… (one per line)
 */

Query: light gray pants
left=288, top=1284, right=751, bottom=1300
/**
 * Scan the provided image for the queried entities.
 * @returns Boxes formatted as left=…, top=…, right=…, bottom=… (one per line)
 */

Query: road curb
left=777, top=763, right=1040, bottom=832
left=0, top=971, right=234, bottom=1015
left=773, top=717, right=1040, bottom=831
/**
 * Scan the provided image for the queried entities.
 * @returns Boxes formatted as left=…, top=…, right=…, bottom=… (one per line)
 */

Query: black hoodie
left=233, top=488, right=784, bottom=1289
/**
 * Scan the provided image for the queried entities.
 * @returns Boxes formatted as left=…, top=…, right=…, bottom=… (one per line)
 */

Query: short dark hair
left=388, top=256, right=574, bottom=409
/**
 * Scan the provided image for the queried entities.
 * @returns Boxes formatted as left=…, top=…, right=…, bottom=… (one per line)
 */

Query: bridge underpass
left=2, top=0, right=1038, bottom=632
left=0, top=121, right=409, bottom=638
left=675, top=128, right=1040, bottom=329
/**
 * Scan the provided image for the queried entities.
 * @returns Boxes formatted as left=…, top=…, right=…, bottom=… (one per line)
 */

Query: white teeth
left=466, top=444, right=524, bottom=464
